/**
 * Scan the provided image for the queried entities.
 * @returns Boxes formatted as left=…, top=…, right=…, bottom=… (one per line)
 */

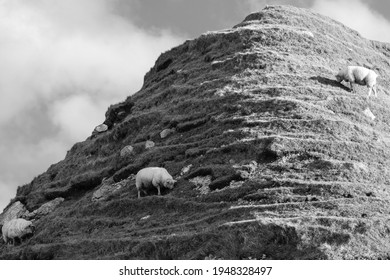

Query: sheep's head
left=164, top=178, right=176, bottom=189
left=23, top=223, right=35, bottom=238
left=29, top=224, right=36, bottom=233
left=335, top=73, right=343, bottom=83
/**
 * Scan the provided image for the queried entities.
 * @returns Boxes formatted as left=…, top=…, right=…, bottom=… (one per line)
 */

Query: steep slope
left=2, top=5, right=390, bottom=259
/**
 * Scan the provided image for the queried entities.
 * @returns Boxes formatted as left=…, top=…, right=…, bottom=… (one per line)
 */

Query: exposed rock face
left=189, top=176, right=212, bottom=195
left=23, top=198, right=64, bottom=220
left=92, top=177, right=133, bottom=202
left=103, top=101, right=134, bottom=128
left=2, top=5, right=390, bottom=259
left=0, top=202, right=28, bottom=226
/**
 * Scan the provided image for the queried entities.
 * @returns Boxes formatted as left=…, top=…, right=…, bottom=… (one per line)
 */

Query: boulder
left=160, top=128, right=175, bottom=139
left=94, top=123, right=108, bottom=133
left=145, top=140, right=155, bottom=149
left=363, top=107, right=375, bottom=120
left=120, top=145, right=134, bottom=157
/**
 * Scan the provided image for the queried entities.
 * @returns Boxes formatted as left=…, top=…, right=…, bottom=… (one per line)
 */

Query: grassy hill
left=1, top=5, right=390, bottom=259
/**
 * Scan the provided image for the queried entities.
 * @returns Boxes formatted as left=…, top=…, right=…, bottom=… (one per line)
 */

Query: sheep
left=335, top=66, right=378, bottom=99
left=2, top=218, right=35, bottom=245
left=135, top=167, right=176, bottom=198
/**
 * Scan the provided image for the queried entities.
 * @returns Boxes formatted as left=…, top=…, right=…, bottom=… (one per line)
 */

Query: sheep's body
left=336, top=66, right=378, bottom=98
left=135, top=167, right=176, bottom=198
left=2, top=218, right=35, bottom=245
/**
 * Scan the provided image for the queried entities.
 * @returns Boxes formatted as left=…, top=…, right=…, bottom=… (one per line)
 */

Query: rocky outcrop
left=23, top=198, right=64, bottom=220
left=103, top=101, right=134, bottom=128
left=0, top=198, right=64, bottom=225
left=0, top=202, right=28, bottom=226
left=92, top=177, right=133, bottom=202
left=2, top=5, right=390, bottom=259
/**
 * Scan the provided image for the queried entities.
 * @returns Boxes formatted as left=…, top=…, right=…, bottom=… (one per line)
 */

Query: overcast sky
left=1, top=0, right=389, bottom=211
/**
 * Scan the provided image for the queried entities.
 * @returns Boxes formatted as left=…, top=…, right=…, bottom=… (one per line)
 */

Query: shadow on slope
left=310, top=76, right=351, bottom=91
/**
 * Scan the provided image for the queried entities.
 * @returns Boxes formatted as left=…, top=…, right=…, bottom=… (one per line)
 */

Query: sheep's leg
left=138, top=188, right=148, bottom=198
left=152, top=178, right=161, bottom=196
left=157, top=185, right=161, bottom=196
left=136, top=181, right=142, bottom=199
left=367, top=87, right=372, bottom=99
left=350, top=82, right=354, bottom=92
left=373, top=85, right=378, bottom=97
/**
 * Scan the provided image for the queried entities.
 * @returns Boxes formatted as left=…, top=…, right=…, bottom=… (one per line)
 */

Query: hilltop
left=1, top=5, right=390, bottom=259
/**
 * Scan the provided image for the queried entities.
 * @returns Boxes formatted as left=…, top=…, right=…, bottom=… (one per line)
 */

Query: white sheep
left=135, top=167, right=176, bottom=198
left=2, top=218, right=35, bottom=245
left=336, top=66, right=378, bottom=98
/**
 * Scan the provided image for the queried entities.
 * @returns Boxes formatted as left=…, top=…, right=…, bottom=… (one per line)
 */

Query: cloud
left=312, top=0, right=390, bottom=43
left=0, top=180, right=17, bottom=212
left=0, top=136, right=67, bottom=210
left=245, top=0, right=313, bottom=12
left=243, top=0, right=390, bottom=43
left=244, top=0, right=267, bottom=13
left=0, top=0, right=184, bottom=211
left=50, top=94, right=106, bottom=142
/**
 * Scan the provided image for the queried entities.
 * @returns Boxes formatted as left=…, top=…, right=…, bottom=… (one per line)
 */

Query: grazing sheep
left=136, top=167, right=176, bottom=198
left=2, top=218, right=35, bottom=245
left=336, top=66, right=378, bottom=98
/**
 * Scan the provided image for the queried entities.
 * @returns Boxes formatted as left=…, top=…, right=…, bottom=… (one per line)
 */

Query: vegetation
left=2, top=5, right=390, bottom=259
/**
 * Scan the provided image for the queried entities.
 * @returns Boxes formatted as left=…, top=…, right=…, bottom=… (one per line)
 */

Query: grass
left=4, top=5, right=390, bottom=259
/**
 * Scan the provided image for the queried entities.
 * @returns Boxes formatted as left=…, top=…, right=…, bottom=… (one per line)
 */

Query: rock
left=145, top=140, right=155, bottom=149
left=234, top=161, right=258, bottom=179
left=23, top=197, right=65, bottom=219
left=140, top=215, right=151, bottom=220
left=94, top=123, right=108, bottom=133
left=120, top=145, right=134, bottom=157
left=227, top=180, right=244, bottom=189
left=342, top=161, right=369, bottom=173
left=189, top=176, right=212, bottom=195
left=92, top=178, right=131, bottom=202
left=363, top=107, right=375, bottom=120
left=180, top=164, right=193, bottom=176
left=0, top=201, right=28, bottom=225
left=104, top=101, right=134, bottom=127
left=160, top=128, right=175, bottom=139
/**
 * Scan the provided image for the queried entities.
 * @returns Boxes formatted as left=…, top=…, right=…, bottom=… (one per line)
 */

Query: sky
left=1, top=0, right=389, bottom=211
